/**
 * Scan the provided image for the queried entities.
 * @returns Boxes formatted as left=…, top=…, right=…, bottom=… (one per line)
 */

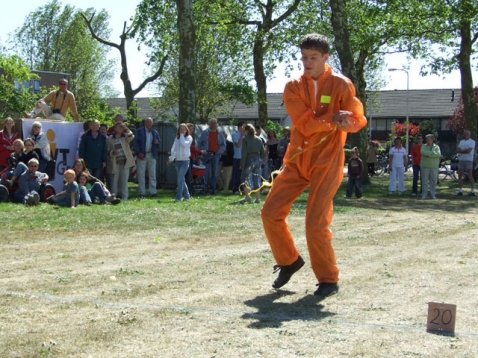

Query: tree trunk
left=176, top=0, right=196, bottom=124
left=253, top=32, right=268, bottom=127
left=329, top=0, right=369, bottom=183
left=458, top=17, right=477, bottom=138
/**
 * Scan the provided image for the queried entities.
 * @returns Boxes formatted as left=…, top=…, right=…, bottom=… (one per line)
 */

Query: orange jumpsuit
left=261, top=64, right=367, bottom=283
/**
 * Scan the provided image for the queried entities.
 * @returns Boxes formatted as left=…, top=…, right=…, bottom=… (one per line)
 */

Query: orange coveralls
left=261, top=64, right=367, bottom=283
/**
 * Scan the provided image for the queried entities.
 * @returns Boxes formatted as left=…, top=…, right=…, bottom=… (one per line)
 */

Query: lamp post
left=388, top=68, right=409, bottom=154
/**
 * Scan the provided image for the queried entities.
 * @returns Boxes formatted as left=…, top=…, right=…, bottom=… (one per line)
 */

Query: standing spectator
left=79, top=119, right=107, bottom=178
left=277, top=126, right=291, bottom=168
left=420, top=134, right=441, bottom=199
left=218, top=138, right=234, bottom=191
left=410, top=135, right=423, bottom=196
left=167, top=123, right=192, bottom=202
left=455, top=129, right=476, bottom=196
left=0, top=117, right=19, bottom=170
left=265, top=129, right=280, bottom=180
left=29, top=121, right=51, bottom=173
left=107, top=114, right=126, bottom=135
left=106, top=122, right=135, bottom=201
left=133, top=117, right=161, bottom=197
left=388, top=137, right=408, bottom=195
left=198, top=118, right=226, bottom=194
left=76, top=120, right=91, bottom=159
left=366, top=141, right=378, bottom=176
left=186, top=123, right=204, bottom=195
left=99, top=124, right=109, bottom=138
left=23, top=78, right=79, bottom=121
left=240, top=124, right=265, bottom=203
left=13, top=158, right=49, bottom=205
left=231, top=121, right=246, bottom=194
left=345, top=147, right=363, bottom=199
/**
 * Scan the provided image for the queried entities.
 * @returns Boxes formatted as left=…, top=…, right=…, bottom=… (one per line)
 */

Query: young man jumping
left=261, top=33, right=367, bottom=297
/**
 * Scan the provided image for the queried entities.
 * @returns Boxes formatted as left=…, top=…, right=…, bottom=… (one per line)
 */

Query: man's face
left=416, top=137, right=422, bottom=144
left=100, top=126, right=107, bottom=135
left=28, top=162, right=38, bottom=174
left=90, top=122, right=100, bottom=132
left=464, top=131, right=470, bottom=139
left=210, top=120, right=217, bottom=131
left=115, top=115, right=123, bottom=123
left=301, top=48, right=329, bottom=79
left=59, top=80, right=68, bottom=90
left=145, top=119, right=153, bottom=130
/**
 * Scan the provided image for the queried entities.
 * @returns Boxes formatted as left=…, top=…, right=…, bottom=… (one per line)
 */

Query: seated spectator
left=106, top=122, right=135, bottom=201
left=72, top=158, right=119, bottom=204
left=12, top=158, right=49, bottom=206
left=6, top=138, right=41, bottom=187
left=0, top=117, right=19, bottom=171
left=47, top=169, right=79, bottom=208
left=78, top=171, right=93, bottom=205
left=28, top=121, right=51, bottom=173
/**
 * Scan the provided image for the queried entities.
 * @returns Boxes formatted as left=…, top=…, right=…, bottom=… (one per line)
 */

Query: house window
left=13, top=79, right=41, bottom=93
left=375, top=119, right=387, bottom=130
left=441, top=118, right=450, bottom=131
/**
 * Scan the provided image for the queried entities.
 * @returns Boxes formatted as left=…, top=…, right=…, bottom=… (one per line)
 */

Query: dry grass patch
left=1, top=182, right=478, bottom=357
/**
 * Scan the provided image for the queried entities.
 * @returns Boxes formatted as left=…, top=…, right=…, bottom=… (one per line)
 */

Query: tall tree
left=175, top=0, right=196, bottom=124
left=0, top=54, right=39, bottom=117
left=13, top=0, right=116, bottom=120
left=418, top=0, right=478, bottom=138
left=207, top=0, right=313, bottom=126
left=133, top=0, right=255, bottom=123
left=81, top=11, right=168, bottom=119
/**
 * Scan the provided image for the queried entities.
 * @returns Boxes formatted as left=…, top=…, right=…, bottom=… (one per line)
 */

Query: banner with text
left=22, top=119, right=83, bottom=193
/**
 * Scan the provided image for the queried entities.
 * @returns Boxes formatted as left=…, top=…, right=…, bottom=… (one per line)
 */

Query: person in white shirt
left=455, top=129, right=475, bottom=196
left=388, top=137, right=408, bottom=195
left=167, top=123, right=192, bottom=202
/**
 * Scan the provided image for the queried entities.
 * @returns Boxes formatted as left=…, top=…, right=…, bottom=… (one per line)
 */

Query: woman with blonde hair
left=29, top=121, right=51, bottom=172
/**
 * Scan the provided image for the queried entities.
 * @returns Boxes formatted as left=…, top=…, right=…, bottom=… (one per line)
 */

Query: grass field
left=1, top=173, right=477, bottom=357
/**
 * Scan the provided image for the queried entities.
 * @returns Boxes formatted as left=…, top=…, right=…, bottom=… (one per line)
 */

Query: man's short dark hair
left=300, top=33, right=330, bottom=54
left=237, top=121, right=246, bottom=128
left=100, top=124, right=107, bottom=129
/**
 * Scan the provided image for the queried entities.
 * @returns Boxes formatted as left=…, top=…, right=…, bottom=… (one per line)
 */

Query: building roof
left=367, top=89, right=460, bottom=119
left=106, top=88, right=462, bottom=122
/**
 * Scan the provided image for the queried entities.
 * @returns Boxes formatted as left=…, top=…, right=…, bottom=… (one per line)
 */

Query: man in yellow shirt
left=23, top=78, right=79, bottom=121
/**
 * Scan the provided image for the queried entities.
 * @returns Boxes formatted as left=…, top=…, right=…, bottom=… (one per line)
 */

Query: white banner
left=22, top=119, right=83, bottom=193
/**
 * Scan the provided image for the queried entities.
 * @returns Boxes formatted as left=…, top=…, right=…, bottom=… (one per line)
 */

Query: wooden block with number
left=427, top=302, right=456, bottom=333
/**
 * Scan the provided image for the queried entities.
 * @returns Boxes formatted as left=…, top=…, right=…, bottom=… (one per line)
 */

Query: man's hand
left=137, top=153, right=145, bottom=160
left=331, top=110, right=352, bottom=130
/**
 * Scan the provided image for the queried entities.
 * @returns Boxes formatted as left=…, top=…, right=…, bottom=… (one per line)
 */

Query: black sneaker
left=467, top=192, right=475, bottom=197
left=314, top=282, right=339, bottom=297
left=272, top=255, right=305, bottom=289
left=455, top=191, right=463, bottom=196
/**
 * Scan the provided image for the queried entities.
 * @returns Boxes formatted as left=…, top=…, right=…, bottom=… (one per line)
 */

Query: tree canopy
left=10, top=0, right=116, bottom=121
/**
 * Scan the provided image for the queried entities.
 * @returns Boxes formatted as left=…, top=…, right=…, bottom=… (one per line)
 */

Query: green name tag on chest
left=320, top=95, right=331, bottom=104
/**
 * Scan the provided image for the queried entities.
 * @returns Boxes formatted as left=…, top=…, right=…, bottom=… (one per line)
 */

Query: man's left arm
left=68, top=92, right=79, bottom=121
left=334, top=80, right=367, bottom=133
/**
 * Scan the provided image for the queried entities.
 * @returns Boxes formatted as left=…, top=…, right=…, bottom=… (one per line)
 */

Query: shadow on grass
left=242, top=290, right=336, bottom=328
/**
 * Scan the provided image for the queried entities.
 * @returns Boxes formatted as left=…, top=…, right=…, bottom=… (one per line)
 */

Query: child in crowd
left=345, top=147, right=363, bottom=199
left=78, top=171, right=93, bottom=205
left=47, top=169, right=80, bottom=208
